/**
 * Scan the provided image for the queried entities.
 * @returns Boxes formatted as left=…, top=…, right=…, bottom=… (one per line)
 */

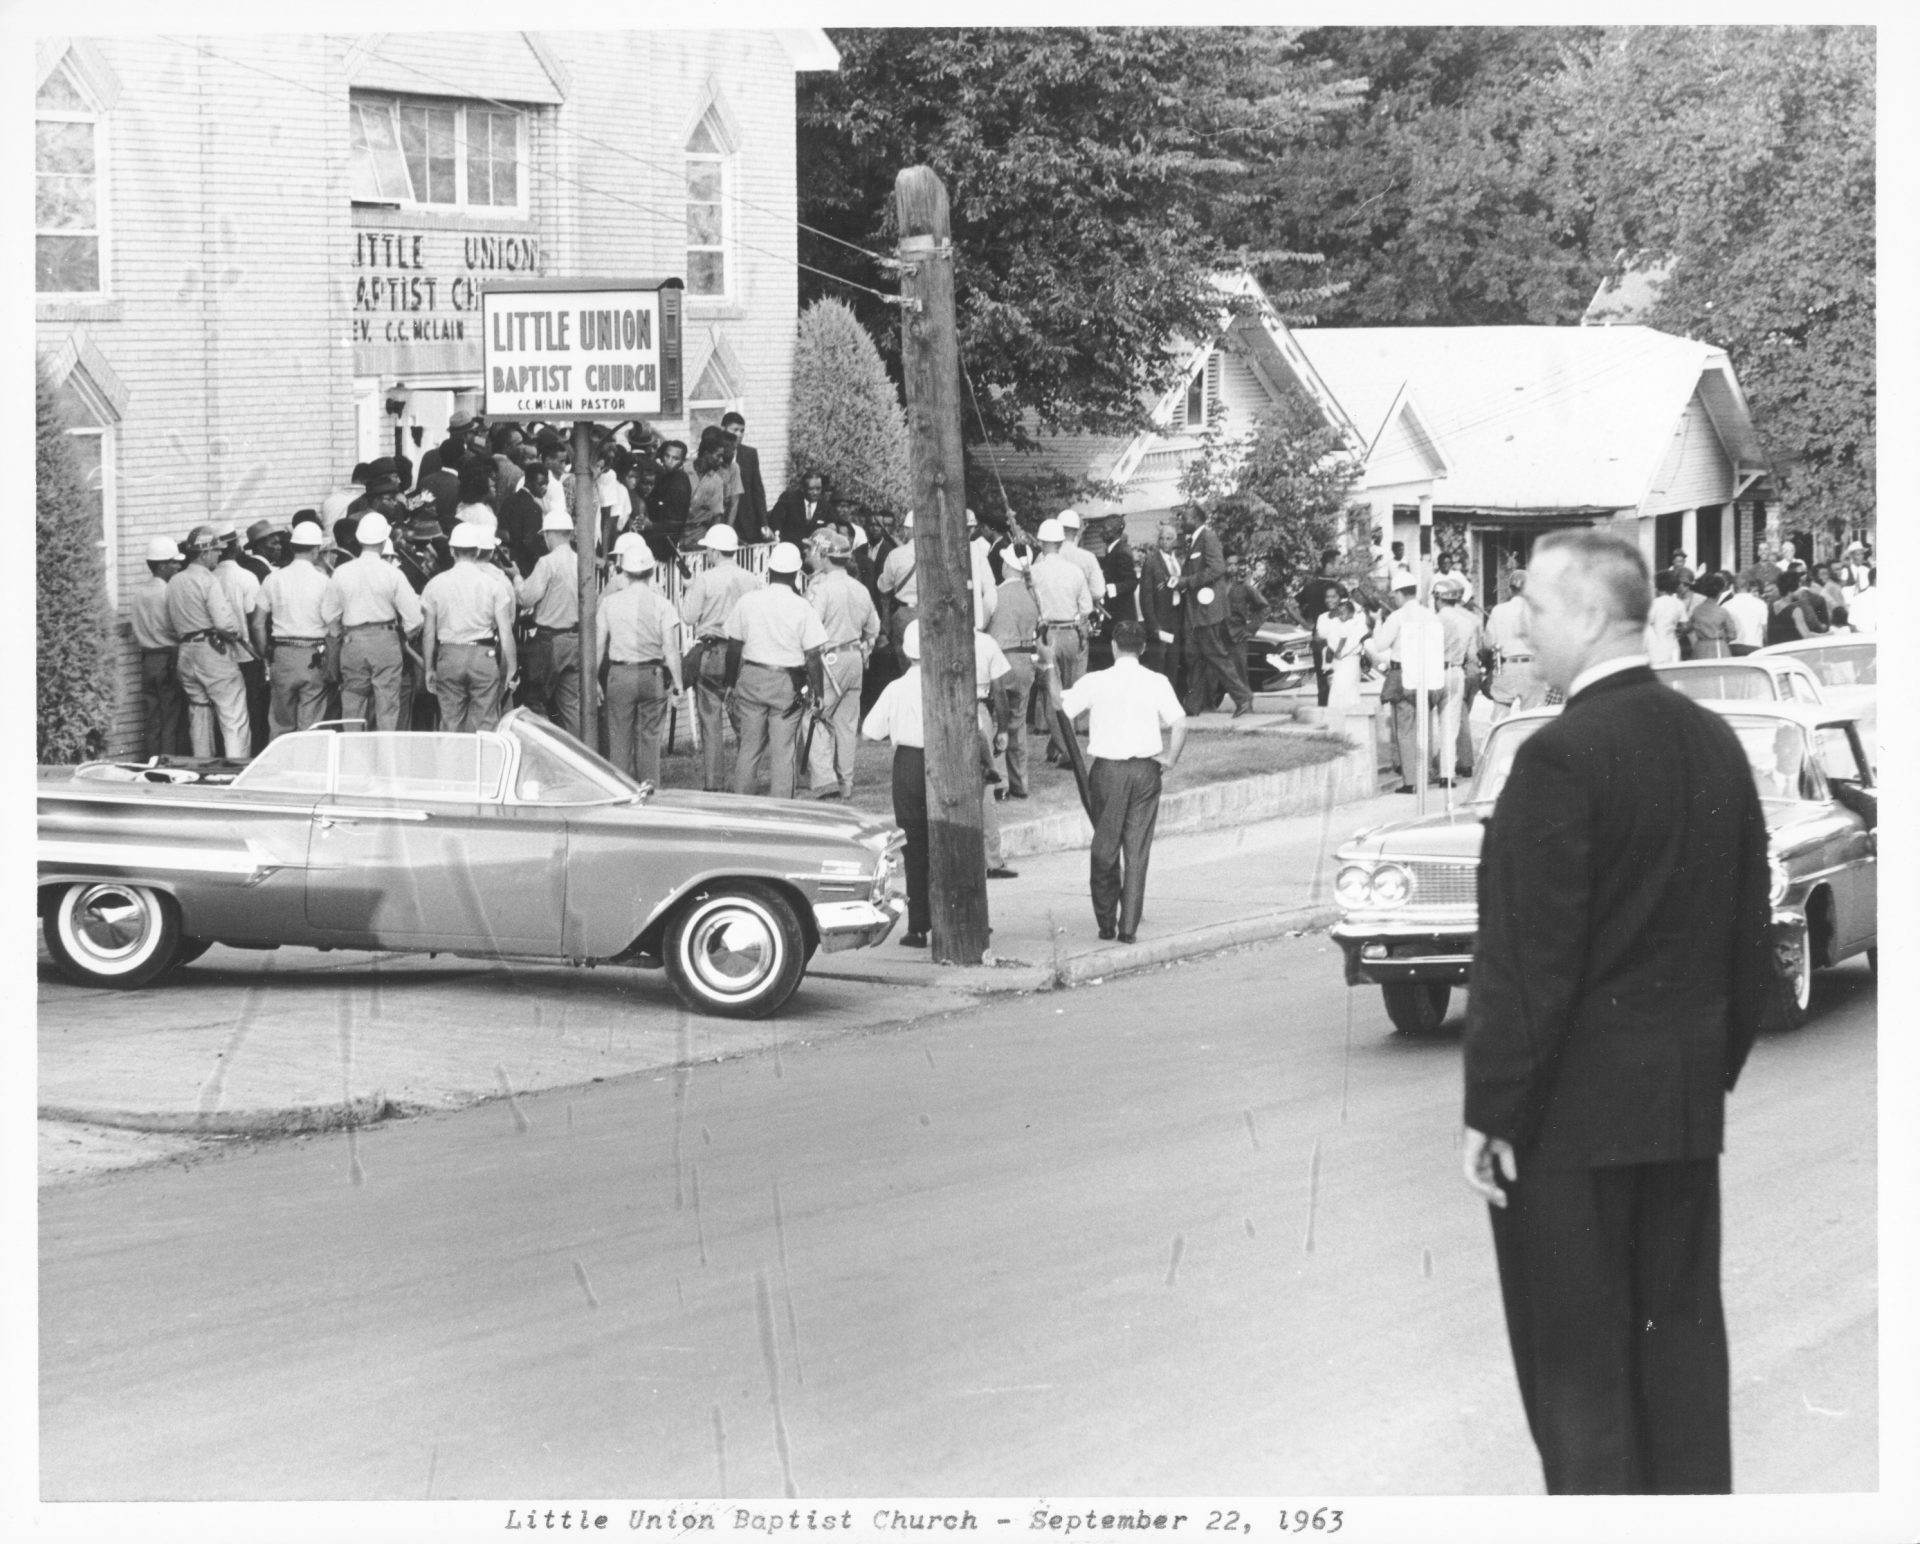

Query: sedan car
left=38, top=709, right=906, bottom=1018
left=1756, top=634, right=1876, bottom=764
left=1331, top=702, right=1876, bottom=1034
left=1652, top=655, right=1826, bottom=708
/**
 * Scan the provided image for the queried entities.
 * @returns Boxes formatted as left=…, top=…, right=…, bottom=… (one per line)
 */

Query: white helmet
left=1057, top=509, right=1082, bottom=530
left=1001, top=543, right=1033, bottom=573
left=540, top=509, right=575, bottom=534
left=700, top=525, right=740, bottom=553
left=766, top=542, right=804, bottom=575
left=612, top=531, right=643, bottom=557
left=448, top=523, right=486, bottom=551
left=1036, top=518, right=1066, bottom=544
left=901, top=620, right=921, bottom=660
left=145, top=537, right=184, bottom=563
left=620, top=545, right=656, bottom=575
left=356, top=511, right=391, bottom=547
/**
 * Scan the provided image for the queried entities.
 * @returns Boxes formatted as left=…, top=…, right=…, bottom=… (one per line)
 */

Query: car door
left=303, top=733, right=567, bottom=953
left=1811, top=722, right=1876, bottom=954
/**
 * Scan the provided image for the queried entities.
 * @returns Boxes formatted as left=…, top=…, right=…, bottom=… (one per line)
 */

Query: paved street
left=40, top=937, right=1875, bottom=1500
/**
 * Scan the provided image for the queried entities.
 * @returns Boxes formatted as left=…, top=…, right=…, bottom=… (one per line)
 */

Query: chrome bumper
left=812, top=896, right=906, bottom=953
left=1331, top=919, right=1477, bottom=985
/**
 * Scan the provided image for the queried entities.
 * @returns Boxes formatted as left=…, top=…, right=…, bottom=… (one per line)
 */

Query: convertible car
left=37, top=710, right=906, bottom=1018
left=1330, top=701, right=1876, bottom=1034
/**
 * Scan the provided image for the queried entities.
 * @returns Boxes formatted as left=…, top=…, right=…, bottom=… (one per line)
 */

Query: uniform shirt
left=1030, top=551, right=1094, bottom=623
left=598, top=581, right=682, bottom=664
left=972, top=630, right=1012, bottom=701
left=1844, top=586, right=1877, bottom=632
left=216, top=558, right=263, bottom=663
left=422, top=559, right=515, bottom=645
left=726, top=583, right=828, bottom=668
left=988, top=575, right=1042, bottom=651
left=1368, top=599, right=1445, bottom=689
left=862, top=665, right=924, bottom=748
left=1060, top=655, right=1184, bottom=761
left=680, top=560, right=762, bottom=637
left=255, top=558, right=332, bottom=639
left=1064, top=542, right=1105, bottom=607
left=877, top=539, right=919, bottom=608
left=128, top=574, right=179, bottom=650
left=595, top=469, right=632, bottom=529
left=808, top=568, right=880, bottom=650
left=322, top=551, right=425, bottom=632
left=165, top=563, right=242, bottom=637
left=1484, top=595, right=1532, bottom=657
left=516, top=544, right=581, bottom=628
left=970, top=538, right=998, bottom=628
left=1437, top=603, right=1480, bottom=667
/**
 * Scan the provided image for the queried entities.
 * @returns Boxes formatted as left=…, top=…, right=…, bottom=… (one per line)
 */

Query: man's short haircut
left=457, top=459, right=495, bottom=505
left=1654, top=569, right=1679, bottom=595
left=1534, top=528, right=1652, bottom=627
left=1111, top=620, right=1146, bottom=655
left=1696, top=572, right=1725, bottom=599
left=660, top=439, right=687, bottom=460
left=721, top=411, right=746, bottom=430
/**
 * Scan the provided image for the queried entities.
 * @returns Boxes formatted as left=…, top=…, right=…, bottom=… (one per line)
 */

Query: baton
left=1052, top=703, right=1094, bottom=820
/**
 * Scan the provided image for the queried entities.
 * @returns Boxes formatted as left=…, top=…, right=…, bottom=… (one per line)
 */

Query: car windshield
left=1723, top=714, right=1822, bottom=803
left=231, top=733, right=331, bottom=795
left=502, top=712, right=644, bottom=804
left=1775, top=642, right=1876, bottom=688
left=1655, top=665, right=1775, bottom=701
left=1467, top=716, right=1551, bottom=807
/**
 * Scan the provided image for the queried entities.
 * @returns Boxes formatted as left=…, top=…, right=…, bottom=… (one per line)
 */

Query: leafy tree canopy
left=798, top=27, right=1364, bottom=447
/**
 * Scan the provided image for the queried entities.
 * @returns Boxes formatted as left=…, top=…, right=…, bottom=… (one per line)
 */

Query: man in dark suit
left=1462, top=527, right=1773, bottom=1495
left=1136, top=520, right=1184, bottom=688
left=769, top=469, right=833, bottom=547
left=721, top=412, right=769, bottom=545
left=1175, top=506, right=1252, bottom=717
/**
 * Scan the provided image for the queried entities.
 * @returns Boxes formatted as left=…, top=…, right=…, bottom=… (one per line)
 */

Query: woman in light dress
left=1316, top=591, right=1370, bottom=722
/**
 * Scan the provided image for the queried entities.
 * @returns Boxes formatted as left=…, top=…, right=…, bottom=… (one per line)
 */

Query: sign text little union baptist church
left=480, top=277, right=684, bottom=423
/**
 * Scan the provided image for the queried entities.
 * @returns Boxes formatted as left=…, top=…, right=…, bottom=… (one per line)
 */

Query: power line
left=156, top=35, right=897, bottom=308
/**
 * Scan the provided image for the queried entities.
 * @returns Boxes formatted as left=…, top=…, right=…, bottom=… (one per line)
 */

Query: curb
left=1052, top=902, right=1342, bottom=987
left=38, top=1092, right=407, bottom=1138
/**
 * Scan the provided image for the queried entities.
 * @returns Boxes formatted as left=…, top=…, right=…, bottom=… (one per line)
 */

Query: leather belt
left=140, top=646, right=176, bottom=655
left=609, top=658, right=665, bottom=668
left=179, top=629, right=221, bottom=642
left=1003, top=644, right=1037, bottom=653
left=534, top=624, right=579, bottom=634
left=272, top=636, right=323, bottom=647
left=345, top=620, right=398, bottom=632
left=827, top=638, right=863, bottom=650
left=1499, top=653, right=1534, bottom=662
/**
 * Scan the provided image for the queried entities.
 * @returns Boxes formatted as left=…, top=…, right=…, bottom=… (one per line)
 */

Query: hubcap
left=67, top=885, right=157, bottom=965
left=686, top=903, right=780, bottom=997
left=1777, top=932, right=1810, bottom=1008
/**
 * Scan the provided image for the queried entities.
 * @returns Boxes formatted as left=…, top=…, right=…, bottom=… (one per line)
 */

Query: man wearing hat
left=986, top=541, right=1044, bottom=799
left=596, top=543, right=684, bottom=785
left=678, top=524, right=763, bottom=791
left=251, top=518, right=335, bottom=738
left=1432, top=572, right=1482, bottom=785
left=723, top=542, right=828, bottom=799
left=130, top=536, right=189, bottom=756
left=1056, top=509, right=1107, bottom=616
left=1484, top=570, right=1547, bottom=717
left=166, top=524, right=253, bottom=760
left=210, top=521, right=269, bottom=755
left=877, top=508, right=921, bottom=653
left=1175, top=504, right=1253, bottom=719
left=422, top=523, right=519, bottom=735
left=240, top=518, right=290, bottom=582
left=515, top=508, right=584, bottom=733
left=348, top=457, right=407, bottom=517
left=321, top=510, right=424, bottom=732
left=861, top=619, right=934, bottom=948
left=803, top=529, right=880, bottom=800
left=1365, top=568, right=1446, bottom=792
left=1030, top=517, right=1096, bottom=765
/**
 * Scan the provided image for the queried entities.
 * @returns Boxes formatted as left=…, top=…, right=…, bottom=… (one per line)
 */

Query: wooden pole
left=895, top=166, right=989, bottom=965
left=572, top=418, right=600, bottom=746
left=1416, top=490, right=1433, bottom=815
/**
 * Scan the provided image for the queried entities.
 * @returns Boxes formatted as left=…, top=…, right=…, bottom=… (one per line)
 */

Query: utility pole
left=894, top=166, right=989, bottom=964
left=573, top=418, right=599, bottom=747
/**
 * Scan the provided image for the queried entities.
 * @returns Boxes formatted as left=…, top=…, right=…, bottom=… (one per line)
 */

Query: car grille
left=1407, top=861, right=1478, bottom=907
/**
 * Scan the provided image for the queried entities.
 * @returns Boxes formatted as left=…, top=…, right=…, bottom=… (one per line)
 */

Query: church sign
left=480, top=276, right=684, bottom=423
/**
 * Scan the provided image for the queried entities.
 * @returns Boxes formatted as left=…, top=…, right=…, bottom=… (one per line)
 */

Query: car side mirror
left=1831, top=779, right=1876, bottom=830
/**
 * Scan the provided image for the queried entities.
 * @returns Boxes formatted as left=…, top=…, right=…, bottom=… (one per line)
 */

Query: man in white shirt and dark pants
left=1037, top=619, right=1188, bottom=944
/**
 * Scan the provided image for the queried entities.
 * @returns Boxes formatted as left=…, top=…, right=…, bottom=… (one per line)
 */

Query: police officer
left=679, top=524, right=763, bottom=790
left=321, top=510, right=424, bottom=732
left=422, top=522, right=518, bottom=734
left=515, top=508, right=583, bottom=731
left=723, top=542, right=827, bottom=799
left=803, top=530, right=880, bottom=801
left=1030, top=517, right=1095, bottom=765
left=166, top=524, right=253, bottom=759
left=211, top=520, right=268, bottom=755
left=130, top=536, right=188, bottom=756
left=251, top=518, right=334, bottom=738
left=597, top=544, right=684, bottom=785
left=861, top=620, right=932, bottom=948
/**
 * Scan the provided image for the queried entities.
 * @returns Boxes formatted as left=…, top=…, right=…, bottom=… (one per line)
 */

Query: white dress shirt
left=1059, top=655, right=1185, bottom=760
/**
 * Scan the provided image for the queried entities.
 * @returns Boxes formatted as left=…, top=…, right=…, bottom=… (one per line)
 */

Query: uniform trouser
left=435, top=641, right=505, bottom=734
left=176, top=639, right=251, bottom=761
left=805, top=649, right=864, bottom=793
left=1435, top=665, right=1466, bottom=777
left=524, top=630, right=581, bottom=735
left=733, top=661, right=802, bottom=799
left=1183, top=619, right=1252, bottom=714
left=238, top=657, right=270, bottom=755
left=340, top=628, right=405, bottom=732
left=1088, top=755, right=1162, bottom=937
left=694, top=647, right=736, bottom=791
left=267, top=642, right=331, bottom=739
left=977, top=702, right=1004, bottom=867
left=1489, top=1158, right=1730, bottom=1495
left=999, top=652, right=1036, bottom=797
left=1491, top=661, right=1549, bottom=713
left=606, top=661, right=671, bottom=785
left=139, top=648, right=188, bottom=757
left=891, top=744, right=931, bottom=935
left=1391, top=693, right=1441, bottom=782
left=1043, top=625, right=1085, bottom=763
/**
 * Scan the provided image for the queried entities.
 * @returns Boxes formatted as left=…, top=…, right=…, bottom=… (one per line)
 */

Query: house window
left=685, top=108, right=733, bottom=298
left=1178, top=352, right=1222, bottom=431
left=54, top=376, right=116, bottom=604
left=686, top=350, right=741, bottom=440
left=36, top=63, right=105, bottom=295
left=350, top=95, right=525, bottom=213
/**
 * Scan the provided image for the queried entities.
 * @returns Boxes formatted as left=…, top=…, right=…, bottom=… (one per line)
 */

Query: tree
left=786, top=297, right=912, bottom=515
left=1177, top=387, right=1362, bottom=594
left=1544, top=27, right=1875, bottom=533
left=37, top=360, right=116, bottom=763
left=798, top=28, right=1363, bottom=447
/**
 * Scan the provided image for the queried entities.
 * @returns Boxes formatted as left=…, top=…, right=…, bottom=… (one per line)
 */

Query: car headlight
left=1335, top=863, right=1374, bottom=909
left=1371, top=864, right=1413, bottom=907
left=1769, top=857, right=1790, bottom=907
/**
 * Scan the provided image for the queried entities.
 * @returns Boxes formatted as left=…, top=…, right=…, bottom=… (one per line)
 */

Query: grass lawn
left=647, top=718, right=1351, bottom=821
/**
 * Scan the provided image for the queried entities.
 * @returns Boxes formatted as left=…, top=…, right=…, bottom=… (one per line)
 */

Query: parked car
left=1246, top=619, right=1315, bottom=694
left=37, top=709, right=906, bottom=1018
left=1330, top=702, right=1876, bottom=1034
left=1756, top=634, right=1876, bottom=765
left=1652, top=656, right=1825, bottom=708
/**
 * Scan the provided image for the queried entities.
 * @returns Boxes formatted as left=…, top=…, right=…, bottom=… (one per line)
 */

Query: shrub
left=787, top=298, right=912, bottom=514
left=37, top=362, right=116, bottom=763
